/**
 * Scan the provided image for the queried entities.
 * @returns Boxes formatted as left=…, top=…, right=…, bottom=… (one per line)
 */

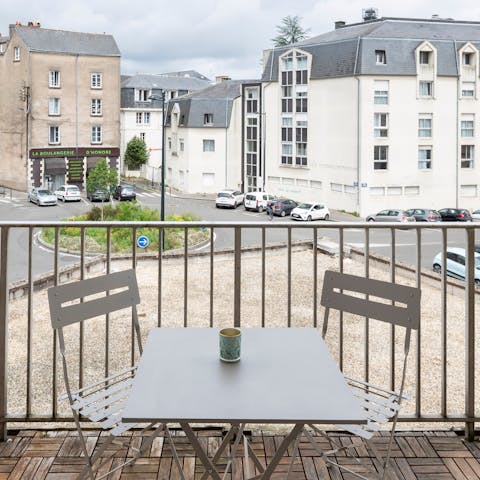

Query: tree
left=124, top=136, right=149, bottom=170
left=86, top=158, right=118, bottom=220
left=272, top=15, right=310, bottom=47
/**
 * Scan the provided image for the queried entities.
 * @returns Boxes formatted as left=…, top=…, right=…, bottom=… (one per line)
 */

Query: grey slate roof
left=13, top=25, right=120, bottom=56
left=121, top=73, right=211, bottom=91
left=262, top=17, right=480, bottom=81
left=166, top=80, right=260, bottom=128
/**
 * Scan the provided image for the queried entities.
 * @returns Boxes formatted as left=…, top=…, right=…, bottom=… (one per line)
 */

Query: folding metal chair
left=301, top=270, right=421, bottom=480
left=48, top=269, right=180, bottom=480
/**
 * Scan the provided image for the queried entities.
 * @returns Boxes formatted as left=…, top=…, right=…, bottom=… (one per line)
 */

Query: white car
left=215, top=189, right=244, bottom=209
left=432, top=247, right=480, bottom=286
left=55, top=184, right=81, bottom=202
left=291, top=202, right=330, bottom=221
left=244, top=192, right=276, bottom=212
left=28, top=188, right=57, bottom=206
left=472, top=209, right=480, bottom=222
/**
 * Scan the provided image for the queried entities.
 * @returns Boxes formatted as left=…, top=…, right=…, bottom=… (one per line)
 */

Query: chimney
left=335, top=21, right=346, bottom=29
left=215, top=75, right=231, bottom=84
left=362, top=8, right=378, bottom=22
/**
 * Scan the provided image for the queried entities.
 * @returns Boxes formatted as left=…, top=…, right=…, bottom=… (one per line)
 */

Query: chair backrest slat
left=49, top=269, right=140, bottom=329
left=321, top=270, right=420, bottom=330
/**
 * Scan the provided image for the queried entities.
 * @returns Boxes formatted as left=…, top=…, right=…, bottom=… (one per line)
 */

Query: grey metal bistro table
left=122, top=328, right=366, bottom=479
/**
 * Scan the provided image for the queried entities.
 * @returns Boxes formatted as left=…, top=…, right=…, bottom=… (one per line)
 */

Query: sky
left=3, top=0, right=480, bottom=81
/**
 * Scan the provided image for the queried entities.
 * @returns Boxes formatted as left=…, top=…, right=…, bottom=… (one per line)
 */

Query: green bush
left=41, top=203, right=206, bottom=253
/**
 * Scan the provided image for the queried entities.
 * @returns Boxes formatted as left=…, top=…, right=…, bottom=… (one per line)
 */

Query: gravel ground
left=6, top=247, right=480, bottom=432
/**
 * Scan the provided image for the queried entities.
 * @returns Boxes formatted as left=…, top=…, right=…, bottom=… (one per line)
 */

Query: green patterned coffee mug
left=219, top=328, right=241, bottom=362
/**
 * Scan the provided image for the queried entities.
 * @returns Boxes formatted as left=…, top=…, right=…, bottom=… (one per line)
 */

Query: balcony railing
left=0, top=221, right=478, bottom=441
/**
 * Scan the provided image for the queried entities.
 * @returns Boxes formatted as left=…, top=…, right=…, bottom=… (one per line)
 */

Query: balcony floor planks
left=0, top=429, right=478, bottom=479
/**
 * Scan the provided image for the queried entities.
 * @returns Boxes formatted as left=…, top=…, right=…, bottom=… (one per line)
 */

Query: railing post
left=0, top=226, right=9, bottom=441
left=465, top=227, right=475, bottom=441
left=234, top=227, right=241, bottom=328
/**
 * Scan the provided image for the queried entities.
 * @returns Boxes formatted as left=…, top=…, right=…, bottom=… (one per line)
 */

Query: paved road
left=1, top=187, right=478, bottom=284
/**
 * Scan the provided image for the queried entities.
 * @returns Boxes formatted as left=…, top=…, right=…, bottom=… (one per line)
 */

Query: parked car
left=271, top=198, right=298, bottom=217
left=54, top=184, right=81, bottom=202
left=244, top=192, right=276, bottom=212
left=113, top=185, right=136, bottom=201
left=87, top=188, right=110, bottom=202
left=438, top=208, right=472, bottom=222
left=27, top=188, right=57, bottom=206
left=432, top=247, right=480, bottom=286
left=405, top=208, right=441, bottom=222
left=366, top=209, right=416, bottom=222
left=215, top=189, right=244, bottom=208
left=291, top=202, right=330, bottom=221
left=471, top=209, right=480, bottom=222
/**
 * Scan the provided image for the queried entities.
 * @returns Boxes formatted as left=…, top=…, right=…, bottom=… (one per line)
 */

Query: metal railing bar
left=313, top=227, right=318, bottom=328
left=261, top=227, right=266, bottom=328
left=339, top=227, right=344, bottom=371
left=365, top=227, right=370, bottom=384
left=465, top=227, right=476, bottom=441
left=184, top=227, right=188, bottom=328
left=210, top=227, right=214, bottom=328
left=0, top=227, right=8, bottom=441
left=287, top=227, right=292, bottom=328
left=79, top=227, right=86, bottom=391
left=441, top=228, right=447, bottom=418
left=390, top=227, right=396, bottom=393
left=234, top=227, right=241, bottom=328
left=105, top=227, right=111, bottom=379
left=52, top=227, right=59, bottom=418
left=26, top=227, right=33, bottom=415
left=415, top=227, right=422, bottom=418
left=131, top=227, right=137, bottom=366
left=158, top=227, right=163, bottom=328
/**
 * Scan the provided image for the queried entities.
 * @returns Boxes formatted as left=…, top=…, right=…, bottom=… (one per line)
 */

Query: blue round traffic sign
left=137, top=235, right=150, bottom=248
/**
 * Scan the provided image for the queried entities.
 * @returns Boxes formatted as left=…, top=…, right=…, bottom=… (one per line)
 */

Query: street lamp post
left=148, top=91, right=167, bottom=246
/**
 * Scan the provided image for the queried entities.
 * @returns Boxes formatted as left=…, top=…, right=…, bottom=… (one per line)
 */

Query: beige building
left=0, top=22, right=121, bottom=191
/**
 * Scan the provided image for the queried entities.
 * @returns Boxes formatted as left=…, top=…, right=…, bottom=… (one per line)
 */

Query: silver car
left=366, top=209, right=416, bottom=222
left=28, top=188, right=57, bottom=206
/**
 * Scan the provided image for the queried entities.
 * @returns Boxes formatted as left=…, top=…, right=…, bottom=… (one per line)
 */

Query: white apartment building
left=165, top=80, right=260, bottom=194
left=261, top=16, right=480, bottom=216
left=120, top=71, right=210, bottom=181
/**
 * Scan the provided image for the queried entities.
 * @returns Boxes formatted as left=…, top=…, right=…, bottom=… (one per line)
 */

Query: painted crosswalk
left=0, top=196, right=25, bottom=207
left=135, top=191, right=162, bottom=198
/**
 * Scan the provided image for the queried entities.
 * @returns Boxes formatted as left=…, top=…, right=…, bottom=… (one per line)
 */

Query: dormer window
left=375, top=50, right=386, bottom=65
left=204, top=113, right=213, bottom=125
left=463, top=52, right=473, bottom=66
left=419, top=51, right=430, bottom=65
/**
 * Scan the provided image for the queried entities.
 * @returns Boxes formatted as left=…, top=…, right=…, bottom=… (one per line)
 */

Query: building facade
left=164, top=79, right=260, bottom=194
left=120, top=71, right=211, bottom=182
left=0, top=22, right=121, bottom=191
left=261, top=16, right=480, bottom=216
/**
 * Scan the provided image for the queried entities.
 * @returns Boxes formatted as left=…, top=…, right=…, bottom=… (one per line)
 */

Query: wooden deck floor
left=0, top=428, right=479, bottom=479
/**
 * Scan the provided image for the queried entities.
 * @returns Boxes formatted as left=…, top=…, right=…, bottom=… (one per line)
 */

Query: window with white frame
left=135, top=112, right=150, bottom=125
left=246, top=88, right=258, bottom=113
left=204, top=113, right=213, bottom=125
left=375, top=50, right=386, bottom=64
left=419, top=81, right=433, bottom=97
left=463, top=52, right=473, bottom=66
left=49, top=70, right=60, bottom=88
left=373, top=145, right=388, bottom=169
left=418, top=146, right=432, bottom=169
left=13, top=46, right=20, bottom=61
left=418, top=115, right=432, bottom=137
left=180, top=139, right=184, bottom=152
left=48, top=98, right=60, bottom=116
left=374, top=80, right=389, bottom=104
left=49, top=126, right=60, bottom=144
left=91, top=98, right=102, bottom=116
left=461, top=82, right=475, bottom=97
left=0, top=44, right=4, bottom=54
left=419, top=51, right=431, bottom=64
left=295, top=91, right=307, bottom=113
left=461, top=145, right=474, bottom=168
left=296, top=53, right=308, bottom=84
left=90, top=72, right=102, bottom=89
left=91, top=126, right=102, bottom=144
left=374, top=113, right=388, bottom=137
left=139, top=132, right=145, bottom=141
left=461, top=114, right=474, bottom=137
left=281, top=144, right=293, bottom=165
left=203, top=139, right=215, bottom=152
left=135, top=89, right=150, bottom=102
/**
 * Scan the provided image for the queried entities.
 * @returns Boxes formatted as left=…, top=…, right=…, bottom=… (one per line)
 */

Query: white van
left=244, top=192, right=276, bottom=212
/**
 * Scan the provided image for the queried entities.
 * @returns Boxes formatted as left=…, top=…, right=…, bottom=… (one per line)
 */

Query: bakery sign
left=30, top=147, right=120, bottom=158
